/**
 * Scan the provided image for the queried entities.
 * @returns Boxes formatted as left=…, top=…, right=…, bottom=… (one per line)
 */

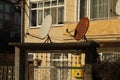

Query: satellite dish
left=116, top=0, right=120, bottom=15
left=40, top=15, right=52, bottom=39
left=26, top=15, right=52, bottom=43
left=74, top=17, right=89, bottom=41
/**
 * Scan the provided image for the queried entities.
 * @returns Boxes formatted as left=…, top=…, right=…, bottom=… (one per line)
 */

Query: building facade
left=23, top=0, right=120, bottom=80
left=0, top=1, right=21, bottom=80
left=0, top=0, right=21, bottom=53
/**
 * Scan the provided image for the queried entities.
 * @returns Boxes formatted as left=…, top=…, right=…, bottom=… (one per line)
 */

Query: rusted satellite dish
left=74, top=17, right=89, bottom=41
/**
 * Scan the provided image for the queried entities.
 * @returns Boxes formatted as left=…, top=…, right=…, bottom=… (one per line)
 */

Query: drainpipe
left=21, top=0, right=25, bottom=43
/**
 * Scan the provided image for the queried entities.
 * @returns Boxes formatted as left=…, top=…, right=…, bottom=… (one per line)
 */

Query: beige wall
left=87, top=18, right=120, bottom=35
left=86, top=18, right=120, bottom=41
left=65, top=0, right=75, bottom=23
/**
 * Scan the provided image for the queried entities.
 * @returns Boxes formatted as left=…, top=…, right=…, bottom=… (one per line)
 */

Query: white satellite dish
left=26, top=15, right=52, bottom=43
left=116, top=0, right=120, bottom=15
left=40, top=15, right=52, bottom=39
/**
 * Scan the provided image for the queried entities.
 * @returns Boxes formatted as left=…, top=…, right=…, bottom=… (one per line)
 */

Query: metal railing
left=0, top=66, right=15, bottom=80
left=33, top=53, right=85, bottom=80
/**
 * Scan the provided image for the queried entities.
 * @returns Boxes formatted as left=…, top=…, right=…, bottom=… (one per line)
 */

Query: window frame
left=29, top=0, right=65, bottom=28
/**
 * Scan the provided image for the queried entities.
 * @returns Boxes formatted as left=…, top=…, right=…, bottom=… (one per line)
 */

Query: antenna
left=66, top=17, right=89, bottom=41
left=116, top=0, right=120, bottom=16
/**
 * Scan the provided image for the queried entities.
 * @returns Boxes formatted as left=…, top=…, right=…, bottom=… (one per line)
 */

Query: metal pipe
left=21, top=0, right=25, bottom=43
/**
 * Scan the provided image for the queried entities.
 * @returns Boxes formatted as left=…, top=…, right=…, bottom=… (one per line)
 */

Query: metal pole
left=21, top=0, right=25, bottom=43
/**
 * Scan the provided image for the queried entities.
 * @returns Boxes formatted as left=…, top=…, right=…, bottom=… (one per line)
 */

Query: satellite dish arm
left=26, top=32, right=44, bottom=40
left=26, top=32, right=52, bottom=43
left=44, top=35, right=53, bottom=43
left=110, top=9, right=120, bottom=16
left=66, top=29, right=74, bottom=37
left=74, top=29, right=77, bottom=37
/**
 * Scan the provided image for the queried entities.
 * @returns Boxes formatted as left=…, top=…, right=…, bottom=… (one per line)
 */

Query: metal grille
left=33, top=53, right=85, bottom=80
left=0, top=66, right=15, bottom=80
left=96, top=52, right=120, bottom=80
left=99, top=52, right=120, bottom=62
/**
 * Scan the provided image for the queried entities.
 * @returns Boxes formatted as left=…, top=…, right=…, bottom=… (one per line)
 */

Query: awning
left=9, top=40, right=99, bottom=53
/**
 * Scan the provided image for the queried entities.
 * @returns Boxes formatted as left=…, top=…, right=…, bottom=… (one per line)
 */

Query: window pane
left=0, top=13, right=3, bottom=19
left=90, top=0, right=98, bottom=19
left=5, top=14, right=10, bottom=20
left=38, top=2, right=43, bottom=7
left=31, top=10, right=37, bottom=26
left=15, top=13, right=21, bottom=25
left=31, top=3, right=37, bottom=8
left=52, top=1, right=57, bottom=6
left=44, top=8, right=50, bottom=17
left=5, top=4, right=10, bottom=13
left=90, top=0, right=109, bottom=19
left=0, top=21, right=2, bottom=29
left=109, top=0, right=117, bottom=17
left=51, top=8, right=57, bottom=24
left=59, top=0, right=64, bottom=5
left=101, top=0, right=108, bottom=18
left=58, top=7, right=64, bottom=24
left=38, top=10, right=43, bottom=25
left=0, top=2, right=3, bottom=10
left=44, top=1, right=50, bottom=7
left=80, top=0, right=87, bottom=18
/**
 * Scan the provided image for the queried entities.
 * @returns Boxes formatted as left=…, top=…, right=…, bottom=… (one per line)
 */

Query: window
left=80, top=0, right=87, bottom=19
left=99, top=52, right=120, bottom=62
left=0, top=2, right=3, bottom=10
left=0, top=13, right=3, bottom=19
left=0, top=21, right=2, bottom=29
left=30, top=0, right=64, bottom=27
left=5, top=4, right=10, bottom=13
left=77, top=0, right=117, bottom=20
left=5, top=14, right=10, bottom=21
left=15, top=12, right=21, bottom=25
left=90, top=0, right=109, bottom=20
